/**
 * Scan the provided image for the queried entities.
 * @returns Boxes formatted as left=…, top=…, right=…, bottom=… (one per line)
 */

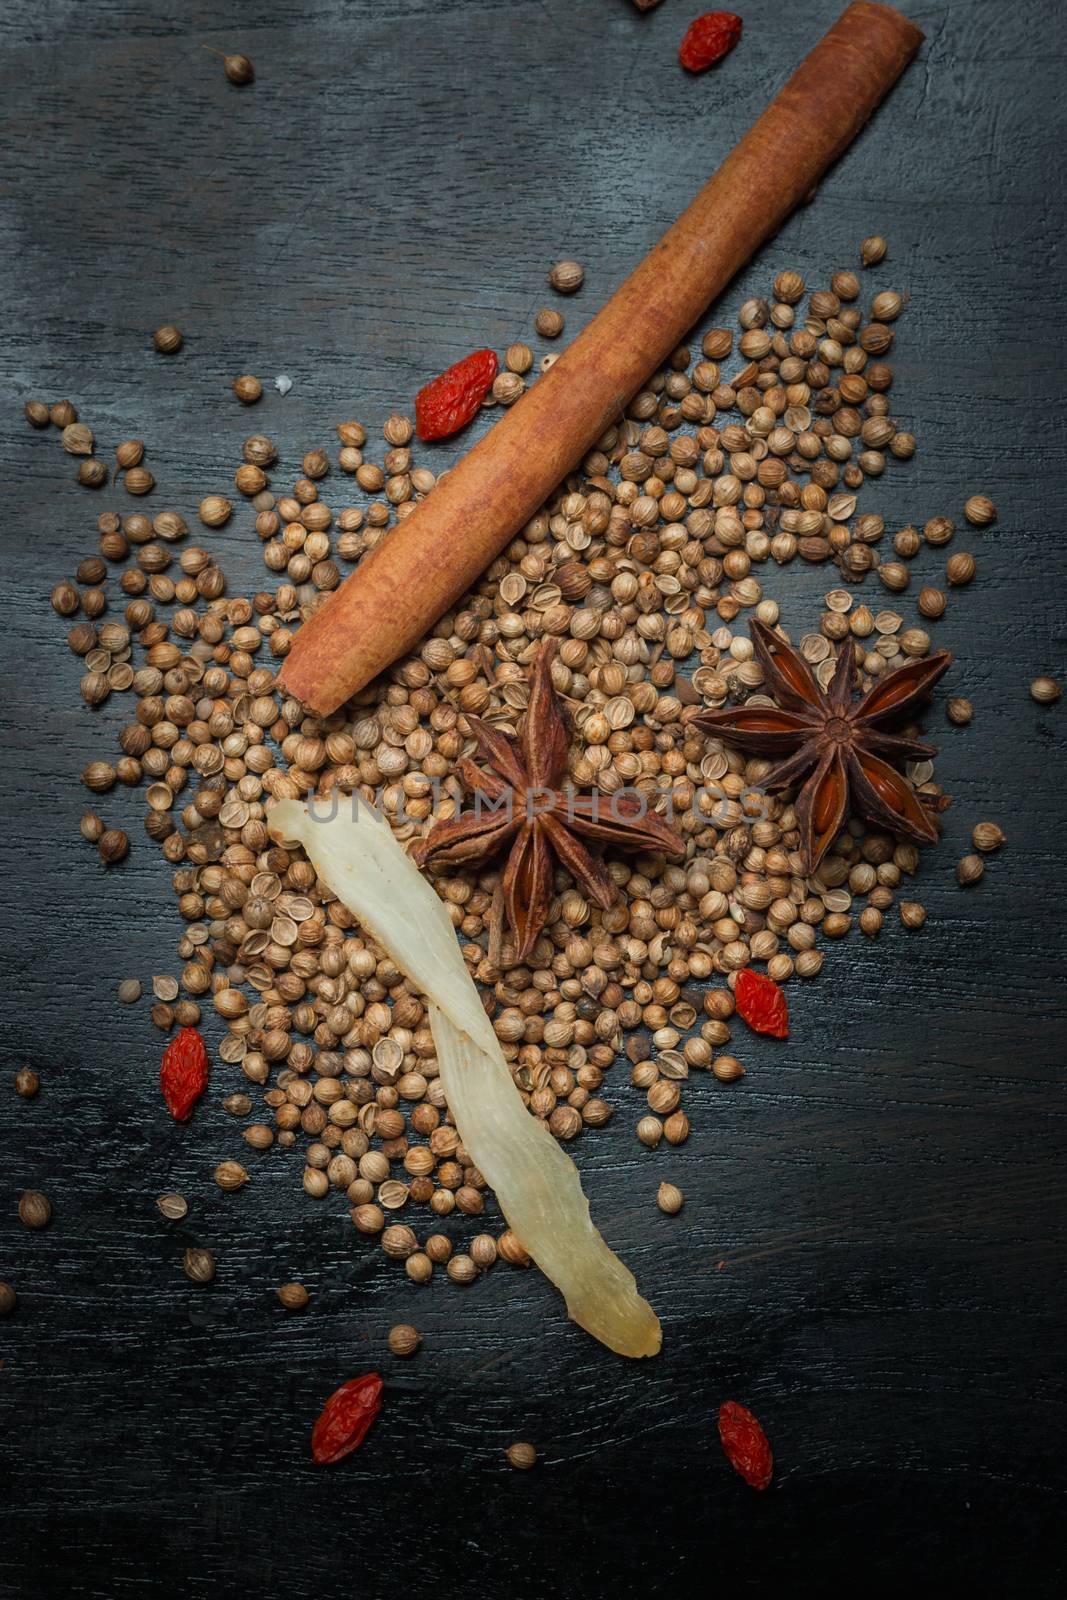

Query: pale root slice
left=269, top=794, right=661, bottom=1360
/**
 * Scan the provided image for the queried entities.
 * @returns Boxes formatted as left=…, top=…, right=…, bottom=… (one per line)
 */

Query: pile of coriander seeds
left=37, top=242, right=1004, bottom=1286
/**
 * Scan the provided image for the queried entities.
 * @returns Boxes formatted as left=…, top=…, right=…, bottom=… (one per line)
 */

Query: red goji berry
left=718, top=1400, right=773, bottom=1490
left=311, top=1373, right=383, bottom=1465
left=734, top=968, right=788, bottom=1039
left=160, top=1026, right=209, bottom=1122
left=679, top=11, right=743, bottom=73
left=415, top=348, right=498, bottom=441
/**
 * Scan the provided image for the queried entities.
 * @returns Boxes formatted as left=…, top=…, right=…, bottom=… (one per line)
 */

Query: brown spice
left=387, top=1323, right=421, bottom=1357
left=0, top=1283, right=16, bottom=1316
left=276, top=1282, right=310, bottom=1310
left=18, top=1190, right=52, bottom=1229
left=14, top=1067, right=40, bottom=1099
left=154, top=325, right=182, bottom=353
left=506, top=1441, right=538, bottom=1470
left=183, top=1246, right=216, bottom=1284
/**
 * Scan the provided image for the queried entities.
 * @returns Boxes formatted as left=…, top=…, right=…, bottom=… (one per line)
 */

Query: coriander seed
left=0, top=1283, right=16, bottom=1316
left=446, top=1254, right=477, bottom=1284
left=183, top=1246, right=216, bottom=1284
left=636, top=1115, right=662, bottom=1148
left=98, top=829, right=129, bottom=865
left=25, top=399, right=50, bottom=428
left=1030, top=676, right=1061, bottom=705
left=80, top=810, right=104, bottom=842
left=492, top=371, right=524, bottom=406
left=860, top=234, right=887, bottom=266
left=156, top=1193, right=188, bottom=1220
left=117, top=978, right=142, bottom=1004
left=946, top=552, right=975, bottom=586
left=123, top=466, right=155, bottom=496
left=78, top=459, right=108, bottom=488
left=115, top=439, right=144, bottom=471
left=405, top=1252, right=433, bottom=1284
left=656, top=1182, right=683, bottom=1215
left=154, top=324, right=182, bottom=353
left=549, top=259, right=583, bottom=294
left=15, top=1067, right=39, bottom=1098
left=387, top=1322, right=421, bottom=1357
left=223, top=52, right=254, bottom=84
left=233, top=374, right=262, bottom=404
left=214, top=1161, right=249, bottom=1192
left=62, top=422, right=94, bottom=456
left=917, top=586, right=946, bottom=619
left=534, top=307, right=564, bottom=338
left=199, top=494, right=232, bottom=527
left=972, top=822, right=1005, bottom=852
left=505, top=342, right=534, bottom=375
left=964, top=494, right=996, bottom=526
left=19, top=1190, right=52, bottom=1229
left=947, top=697, right=973, bottom=725
left=506, top=1442, right=538, bottom=1470
left=276, top=1282, right=309, bottom=1310
left=956, top=854, right=984, bottom=887
left=50, top=399, right=77, bottom=426
left=712, top=1055, right=744, bottom=1082
left=899, top=901, right=926, bottom=929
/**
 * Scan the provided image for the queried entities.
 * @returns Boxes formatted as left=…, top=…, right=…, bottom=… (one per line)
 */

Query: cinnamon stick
left=281, top=2, right=923, bottom=716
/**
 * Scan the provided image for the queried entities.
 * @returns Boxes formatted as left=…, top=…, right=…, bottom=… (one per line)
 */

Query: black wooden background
left=1, top=1, right=1065, bottom=1594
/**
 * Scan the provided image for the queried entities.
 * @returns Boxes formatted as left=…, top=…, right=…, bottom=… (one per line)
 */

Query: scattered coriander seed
left=947, top=697, right=973, bottom=726
left=383, top=413, right=414, bottom=445
left=98, top=829, right=129, bottom=866
left=497, top=1231, right=531, bottom=1267
left=946, top=552, right=975, bottom=586
left=972, top=822, right=1005, bottom=853
left=1030, top=676, right=1061, bottom=705
left=25, top=399, right=50, bottom=428
left=534, top=307, right=564, bottom=338
left=492, top=371, right=525, bottom=406
left=80, top=810, right=105, bottom=843
left=214, top=1161, right=249, bottom=1191
left=405, top=1252, right=433, bottom=1284
left=505, top=342, right=534, bottom=375
left=77, top=459, right=108, bottom=488
left=956, top=854, right=985, bottom=887
left=62, top=422, right=94, bottom=456
left=233, top=375, right=262, bottom=404
left=50, top=399, right=77, bottom=426
left=549, top=259, right=583, bottom=294
left=899, top=900, right=926, bottom=929
left=82, top=760, right=115, bottom=791
left=424, top=1234, right=452, bottom=1264
left=446, top=1254, right=477, bottom=1285
left=223, top=52, right=254, bottom=85
left=506, top=1442, right=538, bottom=1470
left=773, top=270, right=805, bottom=303
left=917, top=586, right=946, bottom=620
left=123, top=466, right=155, bottom=496
left=657, top=1182, right=684, bottom=1215
left=15, top=1068, right=39, bottom=1098
left=964, top=494, right=996, bottom=526
left=0, top=1283, right=16, bottom=1316
left=199, top=494, right=232, bottom=527
left=923, top=515, right=954, bottom=547
left=276, top=1282, right=309, bottom=1310
left=156, top=1193, right=188, bottom=1220
left=223, top=1092, right=253, bottom=1116
left=117, top=978, right=142, bottom=1004
left=51, top=581, right=79, bottom=616
left=154, top=324, right=182, bottom=353
left=115, top=439, right=144, bottom=471
left=19, top=1190, right=52, bottom=1229
left=860, top=234, right=887, bottom=266
left=151, top=975, right=179, bottom=1002
left=712, top=1055, right=744, bottom=1083
left=871, top=290, right=903, bottom=321
left=387, top=1322, right=421, bottom=1357
left=183, top=1246, right=216, bottom=1284
left=636, top=1115, right=663, bottom=1148
left=859, top=906, right=883, bottom=938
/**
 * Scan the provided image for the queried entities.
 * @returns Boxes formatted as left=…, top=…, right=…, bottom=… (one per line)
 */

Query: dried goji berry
left=734, top=967, right=788, bottom=1039
left=679, top=11, right=743, bottom=73
left=160, top=1026, right=209, bottom=1122
left=415, top=348, right=498, bottom=441
left=718, top=1400, right=773, bottom=1490
left=311, top=1373, right=383, bottom=1465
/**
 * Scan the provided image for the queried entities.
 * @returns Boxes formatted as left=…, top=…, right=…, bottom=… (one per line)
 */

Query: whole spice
left=964, top=494, right=996, bottom=526
left=656, top=1182, right=684, bottom=1215
left=972, top=822, right=1005, bottom=852
left=233, top=375, right=262, bottom=404
left=860, top=234, right=887, bottom=266
left=505, top=1442, right=538, bottom=1470
left=19, top=1190, right=52, bottom=1229
left=115, top=439, right=144, bottom=472
left=0, top=1283, right=16, bottom=1316
left=156, top=1193, right=188, bottom=1220
left=123, top=467, right=155, bottom=496
left=696, top=621, right=952, bottom=872
left=62, top=422, right=94, bottom=456
left=956, top=853, right=984, bottom=887
left=415, top=348, right=499, bottom=441
left=548, top=260, right=584, bottom=294
left=223, top=52, right=254, bottom=85
left=14, top=1067, right=40, bottom=1098
left=25, top=399, right=50, bottom=428
left=946, top=552, right=975, bottom=586
left=199, top=494, right=232, bottom=527
left=712, top=1056, right=745, bottom=1083
left=415, top=640, right=684, bottom=957
left=947, top=697, right=973, bottom=726
left=117, top=978, right=142, bottom=1004
left=50, top=400, right=77, bottom=426
left=154, top=324, right=182, bottom=353
left=214, top=1161, right=249, bottom=1191
left=276, top=1282, right=310, bottom=1310
left=679, top=12, right=743, bottom=74
left=534, top=307, right=564, bottom=338
left=1030, top=676, right=1061, bottom=705
left=311, top=1373, right=383, bottom=1464
left=77, top=460, right=108, bottom=488
left=733, top=968, right=788, bottom=1039
left=718, top=1401, right=774, bottom=1490
left=160, top=1026, right=209, bottom=1121
left=387, top=1323, right=421, bottom=1357
left=183, top=1246, right=216, bottom=1284
left=98, top=828, right=129, bottom=865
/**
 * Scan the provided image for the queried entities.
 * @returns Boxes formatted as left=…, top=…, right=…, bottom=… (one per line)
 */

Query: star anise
left=695, top=621, right=953, bottom=874
left=414, top=640, right=686, bottom=959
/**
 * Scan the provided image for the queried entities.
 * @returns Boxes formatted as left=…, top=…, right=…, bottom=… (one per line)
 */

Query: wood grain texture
left=0, top=1, right=1064, bottom=1596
